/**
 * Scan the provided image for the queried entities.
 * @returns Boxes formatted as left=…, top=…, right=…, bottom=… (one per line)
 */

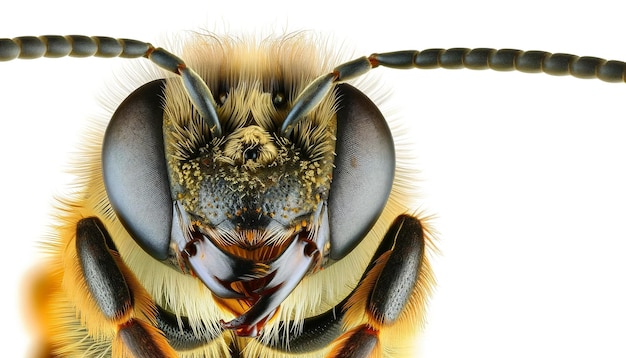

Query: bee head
left=101, top=34, right=394, bottom=335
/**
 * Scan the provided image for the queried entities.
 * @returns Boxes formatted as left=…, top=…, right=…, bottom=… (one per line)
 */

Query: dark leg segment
left=267, top=301, right=346, bottom=353
left=76, top=217, right=131, bottom=320
left=367, top=214, right=424, bottom=325
left=156, top=305, right=223, bottom=351
left=329, top=325, right=379, bottom=358
left=75, top=217, right=177, bottom=356
left=117, top=319, right=169, bottom=358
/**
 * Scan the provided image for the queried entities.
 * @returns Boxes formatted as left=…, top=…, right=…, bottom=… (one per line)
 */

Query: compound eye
left=327, top=84, right=395, bottom=260
left=102, top=80, right=173, bottom=260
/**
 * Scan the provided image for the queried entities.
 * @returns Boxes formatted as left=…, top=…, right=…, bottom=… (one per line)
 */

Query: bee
left=2, top=32, right=626, bottom=358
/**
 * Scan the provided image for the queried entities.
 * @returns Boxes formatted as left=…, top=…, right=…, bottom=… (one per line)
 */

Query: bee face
left=92, top=33, right=398, bottom=343
left=157, top=39, right=340, bottom=330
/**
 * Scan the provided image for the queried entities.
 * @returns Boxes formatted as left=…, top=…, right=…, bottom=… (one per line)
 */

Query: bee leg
left=327, top=214, right=431, bottom=358
left=155, top=305, right=229, bottom=353
left=75, top=217, right=178, bottom=357
left=261, top=214, right=430, bottom=357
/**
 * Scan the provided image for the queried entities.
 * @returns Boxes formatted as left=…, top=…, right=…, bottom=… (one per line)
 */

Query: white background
left=2, top=0, right=626, bottom=357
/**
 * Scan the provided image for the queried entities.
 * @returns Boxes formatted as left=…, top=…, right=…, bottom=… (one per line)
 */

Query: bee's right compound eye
left=102, top=80, right=173, bottom=260
left=326, top=84, right=396, bottom=261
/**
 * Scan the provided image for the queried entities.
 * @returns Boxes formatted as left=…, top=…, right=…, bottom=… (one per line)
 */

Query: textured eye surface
left=327, top=83, right=395, bottom=260
left=102, top=80, right=172, bottom=260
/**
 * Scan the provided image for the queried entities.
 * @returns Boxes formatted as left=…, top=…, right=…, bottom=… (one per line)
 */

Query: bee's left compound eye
left=326, top=84, right=396, bottom=260
left=102, top=80, right=173, bottom=260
